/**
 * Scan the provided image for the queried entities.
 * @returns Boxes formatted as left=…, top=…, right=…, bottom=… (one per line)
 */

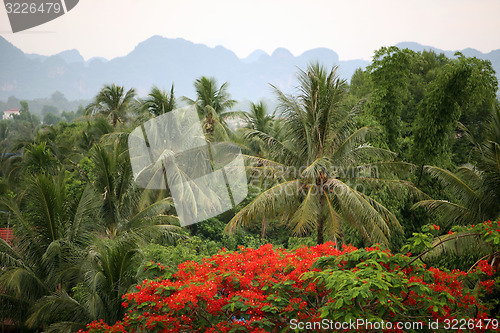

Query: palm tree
left=22, top=141, right=59, bottom=175
left=79, top=118, right=114, bottom=152
left=24, top=237, right=142, bottom=333
left=0, top=145, right=182, bottom=330
left=413, top=106, right=500, bottom=226
left=83, top=237, right=141, bottom=324
left=141, top=85, right=176, bottom=117
left=237, top=101, right=280, bottom=157
left=225, top=63, right=414, bottom=245
left=85, top=84, right=136, bottom=127
left=406, top=108, right=500, bottom=270
left=183, top=76, right=237, bottom=138
left=244, top=101, right=275, bottom=133
left=90, top=139, right=182, bottom=241
left=0, top=173, right=100, bottom=330
left=22, top=237, right=144, bottom=333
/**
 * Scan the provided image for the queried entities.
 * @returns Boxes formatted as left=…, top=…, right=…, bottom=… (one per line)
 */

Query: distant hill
left=395, top=42, right=500, bottom=78
left=0, top=35, right=367, bottom=102
left=0, top=36, right=498, bottom=102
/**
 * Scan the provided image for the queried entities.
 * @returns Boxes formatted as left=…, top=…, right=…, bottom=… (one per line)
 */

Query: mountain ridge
left=0, top=35, right=498, bottom=102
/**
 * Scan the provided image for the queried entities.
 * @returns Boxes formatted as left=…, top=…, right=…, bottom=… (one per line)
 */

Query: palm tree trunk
left=317, top=214, right=324, bottom=244
left=317, top=190, right=325, bottom=244
left=261, top=217, right=267, bottom=238
left=417, top=164, right=425, bottom=187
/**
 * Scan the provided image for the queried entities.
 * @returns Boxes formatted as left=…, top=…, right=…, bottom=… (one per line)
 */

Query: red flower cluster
left=426, top=224, right=441, bottom=232
left=483, top=220, right=500, bottom=236
left=476, top=259, right=495, bottom=277
left=79, top=242, right=496, bottom=333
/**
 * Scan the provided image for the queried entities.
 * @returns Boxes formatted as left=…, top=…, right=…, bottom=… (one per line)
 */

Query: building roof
left=0, top=228, right=13, bottom=244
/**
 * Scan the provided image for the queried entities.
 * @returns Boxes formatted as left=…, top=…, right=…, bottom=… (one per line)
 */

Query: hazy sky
left=1, top=0, right=499, bottom=61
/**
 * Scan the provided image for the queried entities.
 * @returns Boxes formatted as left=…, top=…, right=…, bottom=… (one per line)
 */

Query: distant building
left=3, top=108, right=20, bottom=120
left=226, top=118, right=247, bottom=130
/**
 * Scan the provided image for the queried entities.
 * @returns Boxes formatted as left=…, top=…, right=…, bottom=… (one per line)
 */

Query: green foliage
left=402, top=220, right=500, bottom=273
left=349, top=67, right=372, bottom=99
left=182, top=76, right=238, bottom=141
left=85, top=84, right=136, bottom=127
left=308, top=247, right=484, bottom=325
left=43, top=112, right=62, bottom=126
left=227, top=62, right=413, bottom=247
left=287, top=236, right=317, bottom=249
left=0, top=92, right=88, bottom=117
left=0, top=173, right=100, bottom=330
left=236, top=101, right=279, bottom=156
left=22, top=142, right=59, bottom=175
left=139, top=85, right=176, bottom=118
left=140, top=237, right=222, bottom=277
left=412, top=107, right=500, bottom=228
left=1, top=48, right=500, bottom=331
left=412, top=60, right=472, bottom=167
left=367, top=47, right=413, bottom=151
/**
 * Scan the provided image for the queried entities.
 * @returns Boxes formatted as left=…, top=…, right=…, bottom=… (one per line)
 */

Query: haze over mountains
left=1, top=35, right=499, bottom=102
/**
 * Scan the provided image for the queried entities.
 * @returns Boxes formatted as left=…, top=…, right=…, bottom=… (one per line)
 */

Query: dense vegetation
left=1, top=47, right=500, bottom=332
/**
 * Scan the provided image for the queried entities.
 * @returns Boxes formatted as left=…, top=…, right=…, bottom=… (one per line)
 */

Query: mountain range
left=1, top=35, right=499, bottom=103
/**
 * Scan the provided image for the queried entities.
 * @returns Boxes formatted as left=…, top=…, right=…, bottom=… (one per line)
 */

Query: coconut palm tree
left=141, top=85, right=176, bottom=118
left=225, top=63, right=417, bottom=245
left=22, top=141, right=59, bottom=175
left=183, top=76, right=237, bottom=139
left=0, top=173, right=100, bottom=330
left=85, top=84, right=136, bottom=127
left=244, top=101, right=275, bottom=132
left=90, top=139, right=182, bottom=241
left=25, top=237, right=142, bottom=333
left=237, top=101, right=281, bottom=156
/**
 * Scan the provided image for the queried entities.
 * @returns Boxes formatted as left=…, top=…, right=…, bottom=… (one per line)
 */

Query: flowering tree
left=79, top=223, right=499, bottom=333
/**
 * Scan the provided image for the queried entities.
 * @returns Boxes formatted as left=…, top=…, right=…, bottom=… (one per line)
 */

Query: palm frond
left=26, top=291, right=90, bottom=329
left=326, top=178, right=401, bottom=245
left=411, top=200, right=473, bottom=227
left=289, top=185, right=321, bottom=235
left=225, top=180, right=302, bottom=234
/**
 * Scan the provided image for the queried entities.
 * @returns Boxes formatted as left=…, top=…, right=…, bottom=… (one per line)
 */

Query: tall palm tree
left=0, top=173, right=100, bottom=329
left=225, top=63, right=416, bottom=245
left=183, top=76, right=237, bottom=139
left=85, top=84, right=136, bottom=127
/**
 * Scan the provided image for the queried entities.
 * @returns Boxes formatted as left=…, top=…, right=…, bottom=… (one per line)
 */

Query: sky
left=1, top=0, right=499, bottom=61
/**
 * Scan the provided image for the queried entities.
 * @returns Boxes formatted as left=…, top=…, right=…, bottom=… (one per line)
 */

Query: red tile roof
left=0, top=228, right=13, bottom=244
